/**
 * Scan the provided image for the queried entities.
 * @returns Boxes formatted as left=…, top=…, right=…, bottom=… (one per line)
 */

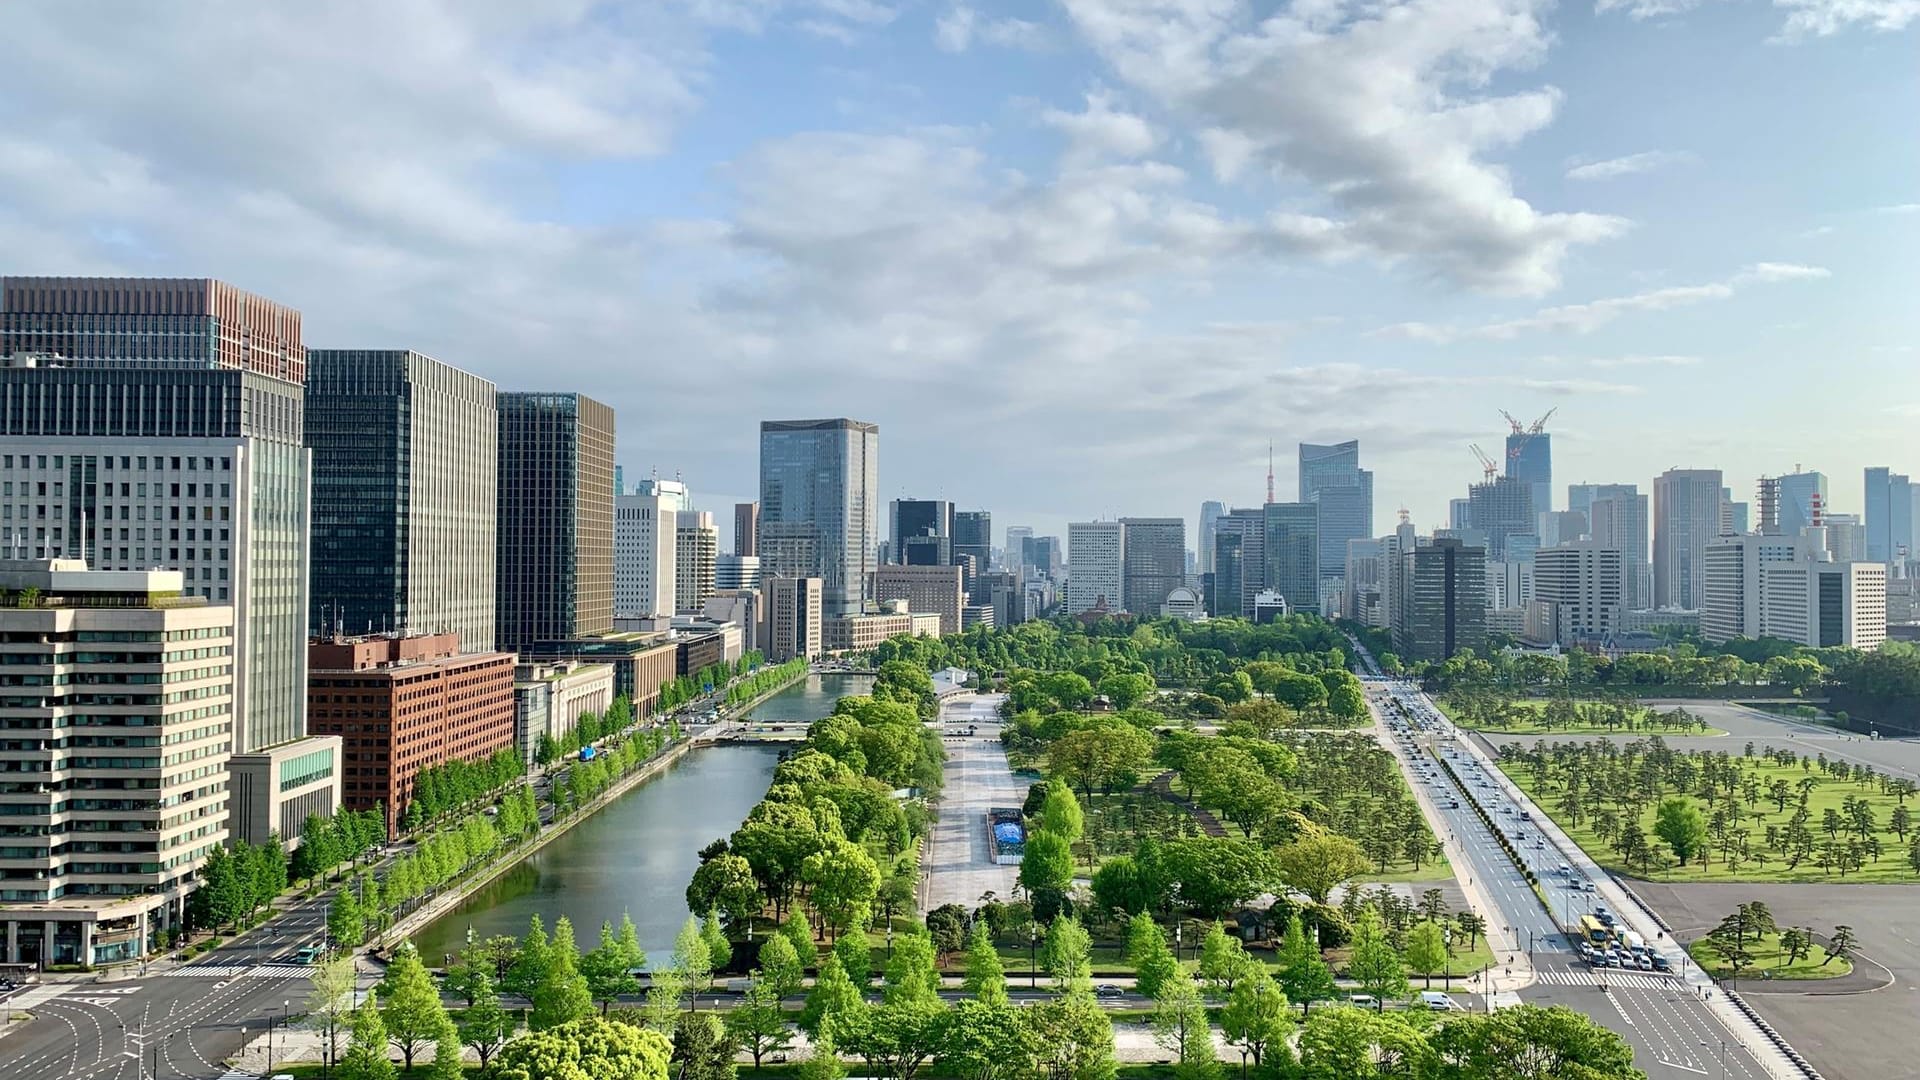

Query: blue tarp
left=993, top=822, right=1025, bottom=844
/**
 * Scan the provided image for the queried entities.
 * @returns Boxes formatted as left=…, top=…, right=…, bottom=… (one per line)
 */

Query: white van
left=1420, top=991, right=1457, bottom=1011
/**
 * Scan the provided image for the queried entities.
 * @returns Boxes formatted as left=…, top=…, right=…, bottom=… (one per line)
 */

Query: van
left=1420, top=991, right=1456, bottom=1011
left=1349, top=994, right=1377, bottom=1009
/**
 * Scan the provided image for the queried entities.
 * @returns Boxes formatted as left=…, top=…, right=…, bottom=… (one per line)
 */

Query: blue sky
left=1, top=0, right=1914, bottom=547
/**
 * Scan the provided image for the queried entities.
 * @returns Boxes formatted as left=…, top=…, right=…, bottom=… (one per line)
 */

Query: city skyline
left=0, top=7, right=1912, bottom=542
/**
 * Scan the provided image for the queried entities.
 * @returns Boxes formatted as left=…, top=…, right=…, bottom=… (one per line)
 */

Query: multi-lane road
left=1366, top=674, right=1802, bottom=1080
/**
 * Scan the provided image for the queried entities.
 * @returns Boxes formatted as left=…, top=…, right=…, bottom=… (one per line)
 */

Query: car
left=1095, top=984, right=1125, bottom=999
left=1651, top=955, right=1672, bottom=972
left=294, top=945, right=323, bottom=964
left=1420, top=991, right=1458, bottom=1011
left=1349, top=994, right=1377, bottom=1008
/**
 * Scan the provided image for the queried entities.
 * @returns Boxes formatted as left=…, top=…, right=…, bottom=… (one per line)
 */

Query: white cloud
left=1593, top=0, right=1706, bottom=19
left=1375, top=263, right=1828, bottom=342
left=1878, top=203, right=1920, bottom=214
left=1544, top=354, right=1706, bottom=368
left=1042, top=90, right=1158, bottom=165
left=1060, top=0, right=1625, bottom=296
left=934, top=4, right=1050, bottom=51
left=1565, top=151, right=1692, bottom=181
left=1772, top=0, right=1920, bottom=37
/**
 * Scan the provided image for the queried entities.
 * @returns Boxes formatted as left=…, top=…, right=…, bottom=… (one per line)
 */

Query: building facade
left=1005, top=526, right=1033, bottom=577
left=889, top=499, right=952, bottom=566
left=1701, top=532, right=1815, bottom=644
left=823, top=612, right=914, bottom=653
left=1119, top=517, right=1185, bottom=616
left=1262, top=502, right=1318, bottom=613
left=1528, top=541, right=1624, bottom=646
left=1393, top=538, right=1487, bottom=663
left=762, top=576, right=823, bottom=661
left=733, top=502, right=758, bottom=557
left=953, top=510, right=992, bottom=580
left=1759, top=561, right=1886, bottom=650
left=1065, top=521, right=1125, bottom=614
left=0, top=561, right=234, bottom=966
left=873, top=563, right=965, bottom=636
left=1864, top=467, right=1913, bottom=564
left=1298, top=441, right=1373, bottom=588
left=675, top=510, right=718, bottom=614
left=716, top=554, right=761, bottom=592
left=1196, top=503, right=1224, bottom=575
left=1586, top=488, right=1650, bottom=610
left=1653, top=468, right=1726, bottom=611
left=759, top=419, right=878, bottom=617
left=306, top=349, right=497, bottom=651
left=305, top=634, right=516, bottom=836
left=1466, top=475, right=1535, bottom=561
left=228, top=735, right=343, bottom=852
left=496, top=393, right=616, bottom=651
left=511, top=661, right=616, bottom=766
left=615, top=490, right=677, bottom=623
left=1, top=276, right=305, bottom=383
left=1507, top=430, right=1552, bottom=515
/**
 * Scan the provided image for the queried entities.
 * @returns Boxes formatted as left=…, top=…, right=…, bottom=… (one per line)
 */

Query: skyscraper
left=1506, top=427, right=1552, bottom=515
left=890, top=499, right=952, bottom=565
left=1119, top=517, right=1185, bottom=615
left=1466, top=475, right=1535, bottom=561
left=1653, top=468, right=1725, bottom=610
left=1864, top=467, right=1913, bottom=563
left=1393, top=538, right=1487, bottom=663
left=759, top=419, right=879, bottom=617
left=1215, top=508, right=1268, bottom=618
left=307, top=349, right=498, bottom=651
left=1197, top=501, right=1225, bottom=575
left=2, top=276, right=305, bottom=382
left=734, top=501, right=758, bottom=556
left=615, top=480, right=683, bottom=622
left=954, top=510, right=992, bottom=577
left=676, top=509, right=719, bottom=613
left=1262, top=502, right=1319, bottom=612
left=1005, top=525, right=1033, bottom=576
left=1298, top=441, right=1373, bottom=587
left=1587, top=487, right=1650, bottom=609
left=1065, top=521, right=1124, bottom=613
left=496, top=393, right=616, bottom=650
left=1774, top=469, right=1828, bottom=537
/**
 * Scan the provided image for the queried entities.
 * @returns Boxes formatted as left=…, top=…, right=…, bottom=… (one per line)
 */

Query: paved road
left=1366, top=676, right=1792, bottom=1080
left=922, top=693, right=1023, bottom=910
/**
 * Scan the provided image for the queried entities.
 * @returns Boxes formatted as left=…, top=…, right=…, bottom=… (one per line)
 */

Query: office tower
left=1701, top=532, right=1818, bottom=643
left=1448, top=498, right=1471, bottom=530
left=762, top=576, right=823, bottom=661
left=496, top=393, right=616, bottom=650
left=676, top=509, right=719, bottom=613
left=1760, top=560, right=1886, bottom=650
left=1653, top=468, right=1724, bottom=610
left=1529, top=541, right=1624, bottom=646
left=1066, top=521, right=1125, bottom=613
left=1566, top=482, right=1636, bottom=520
left=1298, top=442, right=1374, bottom=585
left=759, top=419, right=879, bottom=616
left=1824, top=514, right=1867, bottom=562
left=615, top=489, right=678, bottom=622
left=874, top=563, right=966, bottom=635
left=1343, top=537, right=1385, bottom=622
left=1262, top=502, right=1319, bottom=612
left=734, top=501, right=758, bottom=556
left=1023, top=535, right=1063, bottom=580
left=1466, top=475, right=1534, bottom=561
left=1215, top=508, right=1268, bottom=618
left=1865, top=467, right=1914, bottom=563
left=1119, top=517, right=1186, bottom=615
left=1536, top=510, right=1587, bottom=548
left=307, top=349, right=498, bottom=651
left=306, top=633, right=516, bottom=837
left=1719, top=488, right=1749, bottom=536
left=1392, top=538, right=1487, bottom=663
left=716, top=553, right=762, bottom=592
left=0, top=360, right=313, bottom=757
left=1005, top=525, right=1033, bottom=576
left=1209, top=531, right=1244, bottom=619
left=1506, top=426, right=1552, bottom=514
left=1380, top=516, right=1420, bottom=635
left=2, top=276, right=305, bottom=382
left=954, top=511, right=992, bottom=575
left=0, top=560, right=236, bottom=965
left=1487, top=559, right=1533, bottom=611
left=890, top=498, right=952, bottom=565
left=1197, top=502, right=1225, bottom=574
left=615, top=465, right=625, bottom=496
left=1773, top=470, right=1828, bottom=536
left=1587, top=489, right=1651, bottom=609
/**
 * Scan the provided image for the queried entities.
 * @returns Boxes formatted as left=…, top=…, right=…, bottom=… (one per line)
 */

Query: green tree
left=670, top=1010, right=736, bottom=1080
left=1043, top=915, right=1093, bottom=992
left=1277, top=913, right=1337, bottom=1016
left=798, top=1031, right=848, bottom=1080
left=799, top=953, right=864, bottom=1041
left=882, top=927, right=943, bottom=1007
left=780, top=911, right=817, bottom=967
left=833, top=926, right=873, bottom=988
left=328, top=887, right=365, bottom=949
left=802, top=839, right=882, bottom=941
left=1654, top=797, right=1710, bottom=867
left=701, top=911, right=734, bottom=976
left=961, top=922, right=1007, bottom=1004
left=726, top=978, right=794, bottom=1070
left=493, top=1016, right=673, bottom=1080
left=1023, top=992, right=1117, bottom=1080
left=337, top=991, right=396, bottom=1080
left=456, top=967, right=516, bottom=1071
left=1221, top=966, right=1293, bottom=1074
left=1274, top=834, right=1370, bottom=905
left=584, top=914, right=647, bottom=1015
left=1404, top=919, right=1449, bottom=988
left=1825, top=924, right=1857, bottom=966
left=532, top=916, right=595, bottom=1030
left=380, top=943, right=452, bottom=1071
left=940, top=998, right=1029, bottom=1080
left=756, top=932, right=806, bottom=1002
left=428, top=1021, right=465, bottom=1080
left=506, top=914, right=554, bottom=1000
left=1346, top=910, right=1410, bottom=1010
left=1126, top=913, right=1179, bottom=1000
left=675, top=915, right=715, bottom=1010
left=1019, top=831, right=1075, bottom=898
left=1039, top=782, right=1085, bottom=847
left=307, top=956, right=358, bottom=1071
left=1427, top=1003, right=1643, bottom=1080
left=687, top=852, right=762, bottom=926
left=1151, top=968, right=1220, bottom=1080
left=1197, top=920, right=1252, bottom=998
left=1296, top=1006, right=1428, bottom=1080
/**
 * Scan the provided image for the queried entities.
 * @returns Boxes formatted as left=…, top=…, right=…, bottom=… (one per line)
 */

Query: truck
left=1621, top=930, right=1646, bottom=952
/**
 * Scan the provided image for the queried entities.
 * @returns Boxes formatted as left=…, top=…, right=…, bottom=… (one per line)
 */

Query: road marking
left=5, top=984, right=73, bottom=1008
left=1656, top=1060, right=1708, bottom=1075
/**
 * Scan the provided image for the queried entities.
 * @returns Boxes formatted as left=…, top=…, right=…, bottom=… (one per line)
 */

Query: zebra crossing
left=164, top=963, right=313, bottom=979
left=1535, top=969, right=1679, bottom=990
left=2, top=984, right=72, bottom=1008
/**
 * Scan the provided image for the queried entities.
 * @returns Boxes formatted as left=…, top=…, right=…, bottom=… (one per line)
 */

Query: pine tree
left=532, top=916, right=594, bottom=1030
left=960, top=922, right=1007, bottom=1004
left=337, top=991, right=396, bottom=1080
left=457, top=968, right=516, bottom=1070
left=379, top=942, right=451, bottom=1070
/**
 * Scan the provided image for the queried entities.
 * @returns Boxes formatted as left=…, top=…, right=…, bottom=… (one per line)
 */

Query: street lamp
left=1174, top=924, right=1183, bottom=964
left=1029, top=923, right=1039, bottom=989
left=267, top=999, right=289, bottom=1076
left=1700, top=1038, right=1727, bottom=1079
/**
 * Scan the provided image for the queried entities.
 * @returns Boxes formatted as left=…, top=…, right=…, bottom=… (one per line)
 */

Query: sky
left=2, top=1, right=1915, bottom=551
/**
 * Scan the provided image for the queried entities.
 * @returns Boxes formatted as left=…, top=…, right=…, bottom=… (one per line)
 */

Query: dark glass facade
left=496, top=393, right=615, bottom=651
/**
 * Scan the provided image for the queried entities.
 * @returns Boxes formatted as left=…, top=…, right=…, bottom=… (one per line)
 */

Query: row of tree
left=189, top=835, right=289, bottom=934
left=402, top=746, right=528, bottom=832
left=533, top=695, right=639, bottom=767
left=291, top=806, right=387, bottom=884
left=659, top=651, right=774, bottom=714
left=723, top=656, right=809, bottom=706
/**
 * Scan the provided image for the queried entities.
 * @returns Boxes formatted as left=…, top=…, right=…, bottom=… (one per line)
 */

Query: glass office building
left=496, top=393, right=616, bottom=650
left=759, top=419, right=879, bottom=617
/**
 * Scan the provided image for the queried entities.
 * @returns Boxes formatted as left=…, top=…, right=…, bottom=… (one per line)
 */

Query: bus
left=1578, top=915, right=1610, bottom=943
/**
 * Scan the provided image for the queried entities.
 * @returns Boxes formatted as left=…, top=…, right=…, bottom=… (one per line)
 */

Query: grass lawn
left=1437, top=698, right=1725, bottom=737
left=1498, top=755, right=1920, bottom=884
left=1687, top=931, right=1851, bottom=980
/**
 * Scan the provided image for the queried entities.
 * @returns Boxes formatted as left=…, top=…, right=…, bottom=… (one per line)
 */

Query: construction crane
left=1500, top=407, right=1558, bottom=465
left=1470, top=444, right=1499, bottom=481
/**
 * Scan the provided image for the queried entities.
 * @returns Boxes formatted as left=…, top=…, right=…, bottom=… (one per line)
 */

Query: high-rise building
left=1528, top=541, right=1624, bottom=646
left=1262, top=502, right=1319, bottom=612
left=1065, top=521, right=1125, bottom=613
left=1380, top=516, right=1419, bottom=635
left=2, top=276, right=305, bottom=382
left=1197, top=502, right=1225, bottom=575
left=1022, top=535, right=1063, bottom=580
left=761, top=576, right=823, bottom=661
left=1587, top=488, right=1651, bottom=610
left=953, top=511, right=992, bottom=577
left=1760, top=560, right=1886, bottom=650
left=495, top=393, right=616, bottom=651
left=1720, top=489, right=1749, bottom=536
left=1119, top=517, right=1186, bottom=615
left=874, top=563, right=965, bottom=635
left=1392, top=538, right=1487, bottom=663
left=305, top=633, right=517, bottom=837
left=1701, top=532, right=1817, bottom=643
left=1466, top=475, right=1535, bottom=561
left=307, top=349, right=498, bottom=651
left=1506, top=427, right=1552, bottom=515
left=1773, top=470, right=1829, bottom=537
left=615, top=489, right=678, bottom=622
left=1005, top=525, right=1033, bottom=576
left=675, top=509, right=719, bottom=613
left=1210, top=531, right=1245, bottom=620
left=0, top=560, right=236, bottom=965
left=1567, top=482, right=1637, bottom=520
left=1215, top=508, right=1268, bottom=618
left=759, top=419, right=879, bottom=617
left=1864, top=467, right=1913, bottom=564
left=1343, top=537, right=1385, bottom=623
left=1298, top=442, right=1373, bottom=588
left=734, top=501, right=759, bottom=557
left=889, top=499, right=952, bottom=565
left=0, top=359, right=314, bottom=755
left=716, top=553, right=762, bottom=592
left=1536, top=510, right=1587, bottom=548
left=1653, top=468, right=1725, bottom=610
left=1449, top=498, right=1471, bottom=530
left=1824, top=514, right=1867, bottom=562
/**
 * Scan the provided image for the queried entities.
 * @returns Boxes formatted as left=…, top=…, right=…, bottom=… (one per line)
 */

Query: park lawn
left=1436, top=698, right=1725, bottom=737
left=1687, top=931, right=1851, bottom=980
left=1357, top=849, right=1455, bottom=885
left=1498, top=757, right=1920, bottom=884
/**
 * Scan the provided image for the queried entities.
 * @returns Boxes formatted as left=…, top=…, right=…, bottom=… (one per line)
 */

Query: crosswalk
left=1535, top=969, right=1679, bottom=990
left=3, top=984, right=72, bottom=1008
left=164, top=963, right=313, bottom=979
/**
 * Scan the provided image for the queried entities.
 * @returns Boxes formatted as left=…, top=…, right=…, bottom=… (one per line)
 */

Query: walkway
left=922, top=694, right=1024, bottom=910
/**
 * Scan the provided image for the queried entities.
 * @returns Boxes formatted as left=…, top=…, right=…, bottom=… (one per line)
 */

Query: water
left=410, top=673, right=871, bottom=967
